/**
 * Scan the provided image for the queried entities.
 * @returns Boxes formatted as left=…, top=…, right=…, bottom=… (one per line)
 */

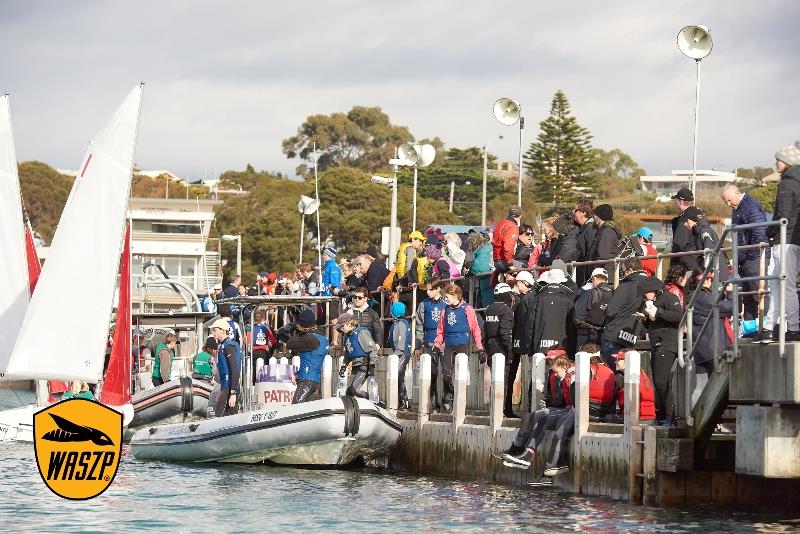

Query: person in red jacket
left=633, top=227, right=658, bottom=277
left=609, top=350, right=656, bottom=424
left=586, top=344, right=616, bottom=420
left=492, top=205, right=522, bottom=277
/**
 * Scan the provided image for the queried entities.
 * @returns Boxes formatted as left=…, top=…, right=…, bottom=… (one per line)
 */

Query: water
left=2, top=389, right=798, bottom=532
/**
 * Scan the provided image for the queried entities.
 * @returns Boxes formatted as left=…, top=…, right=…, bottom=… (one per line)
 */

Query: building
left=639, top=169, right=739, bottom=202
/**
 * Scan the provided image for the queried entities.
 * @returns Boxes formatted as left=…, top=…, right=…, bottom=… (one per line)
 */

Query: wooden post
left=321, top=354, right=332, bottom=398
left=418, top=352, right=432, bottom=423
left=530, top=353, right=546, bottom=410
left=453, top=352, right=469, bottom=429
left=489, top=353, right=505, bottom=434
left=574, top=351, right=590, bottom=493
left=643, top=426, right=657, bottom=505
left=387, top=353, right=399, bottom=414
left=625, top=350, right=641, bottom=502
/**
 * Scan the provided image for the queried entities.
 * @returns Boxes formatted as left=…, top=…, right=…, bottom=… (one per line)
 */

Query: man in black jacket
left=574, top=199, right=596, bottom=286
left=601, top=258, right=649, bottom=368
left=587, top=204, right=622, bottom=277
left=640, top=276, right=683, bottom=424
left=484, top=283, right=516, bottom=416
left=510, top=270, right=536, bottom=418
left=670, top=188, right=700, bottom=271
left=531, top=269, right=576, bottom=355
left=345, top=286, right=383, bottom=347
left=574, top=267, right=613, bottom=349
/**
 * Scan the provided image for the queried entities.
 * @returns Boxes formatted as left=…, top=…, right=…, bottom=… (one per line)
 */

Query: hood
left=782, top=165, right=800, bottom=182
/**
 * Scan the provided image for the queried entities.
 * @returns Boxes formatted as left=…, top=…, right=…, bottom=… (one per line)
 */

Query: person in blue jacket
left=320, top=246, right=343, bottom=297
left=388, top=301, right=412, bottom=410
left=277, top=309, right=330, bottom=404
left=414, top=281, right=448, bottom=412
left=337, top=312, right=380, bottom=398
left=211, top=318, right=242, bottom=417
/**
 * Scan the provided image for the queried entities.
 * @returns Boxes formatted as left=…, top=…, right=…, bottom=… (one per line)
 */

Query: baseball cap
left=634, top=227, right=653, bottom=241
left=493, top=283, right=512, bottom=295
left=683, top=206, right=703, bottom=223
left=671, top=188, right=694, bottom=201
left=408, top=230, right=425, bottom=241
left=259, top=271, right=268, bottom=277
left=335, top=312, right=354, bottom=331
left=591, top=267, right=609, bottom=279
left=212, top=283, right=222, bottom=291
left=515, top=271, right=535, bottom=286
left=211, top=319, right=230, bottom=332
left=546, top=348, right=568, bottom=360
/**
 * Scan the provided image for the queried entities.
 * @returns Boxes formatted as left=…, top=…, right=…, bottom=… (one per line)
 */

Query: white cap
left=515, top=271, right=535, bottom=286
left=547, top=269, right=567, bottom=284
left=212, top=283, right=223, bottom=291
left=591, top=267, right=609, bottom=279
left=494, top=283, right=513, bottom=295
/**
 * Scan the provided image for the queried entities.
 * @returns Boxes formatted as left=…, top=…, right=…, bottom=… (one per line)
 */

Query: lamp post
left=371, top=174, right=398, bottom=268
left=297, top=195, right=320, bottom=264
left=398, top=143, right=436, bottom=231
left=221, top=234, right=241, bottom=276
left=482, top=135, right=503, bottom=226
left=493, top=98, right=525, bottom=207
left=677, top=25, right=713, bottom=200
left=449, top=180, right=471, bottom=212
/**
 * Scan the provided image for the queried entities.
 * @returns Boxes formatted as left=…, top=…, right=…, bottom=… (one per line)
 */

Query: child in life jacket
left=607, top=350, right=656, bottom=424
left=251, top=309, right=276, bottom=383
left=192, top=336, right=218, bottom=382
left=337, top=312, right=381, bottom=399
left=388, top=301, right=412, bottom=410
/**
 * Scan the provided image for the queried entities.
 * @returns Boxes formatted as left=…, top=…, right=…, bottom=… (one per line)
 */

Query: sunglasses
left=523, top=232, right=534, bottom=236
left=353, top=295, right=367, bottom=300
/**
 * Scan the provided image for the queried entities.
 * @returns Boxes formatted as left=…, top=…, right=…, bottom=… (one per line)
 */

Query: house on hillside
left=639, top=169, right=742, bottom=202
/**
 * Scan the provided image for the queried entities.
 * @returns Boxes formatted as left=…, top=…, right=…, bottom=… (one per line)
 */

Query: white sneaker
left=543, top=466, right=569, bottom=477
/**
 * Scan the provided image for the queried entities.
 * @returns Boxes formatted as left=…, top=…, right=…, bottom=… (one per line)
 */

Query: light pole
left=493, top=98, right=525, bottom=207
left=371, top=174, right=399, bottom=268
left=482, top=135, right=503, bottom=226
left=677, top=25, right=713, bottom=200
left=221, top=234, right=241, bottom=276
left=297, top=195, right=319, bottom=264
left=449, top=180, right=471, bottom=212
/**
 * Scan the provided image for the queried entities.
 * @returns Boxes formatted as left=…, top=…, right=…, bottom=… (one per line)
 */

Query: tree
left=131, top=174, right=208, bottom=199
left=524, top=90, right=594, bottom=204
left=18, top=161, right=74, bottom=243
left=590, top=148, right=647, bottom=199
left=282, top=106, right=413, bottom=177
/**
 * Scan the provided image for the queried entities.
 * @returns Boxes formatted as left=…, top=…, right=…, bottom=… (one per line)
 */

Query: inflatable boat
left=129, top=396, right=402, bottom=466
left=126, top=377, right=213, bottom=439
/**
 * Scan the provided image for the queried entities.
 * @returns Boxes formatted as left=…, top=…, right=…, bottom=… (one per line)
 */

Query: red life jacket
left=548, top=370, right=558, bottom=402
left=617, top=370, right=657, bottom=420
left=589, top=364, right=615, bottom=405
left=561, top=369, right=575, bottom=406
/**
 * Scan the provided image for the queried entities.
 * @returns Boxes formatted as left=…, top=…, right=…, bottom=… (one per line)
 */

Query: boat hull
left=129, top=396, right=402, bottom=466
left=126, top=377, right=212, bottom=439
left=0, top=404, right=35, bottom=442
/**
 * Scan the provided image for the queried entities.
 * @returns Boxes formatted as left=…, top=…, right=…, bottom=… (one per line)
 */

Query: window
left=132, top=220, right=202, bottom=234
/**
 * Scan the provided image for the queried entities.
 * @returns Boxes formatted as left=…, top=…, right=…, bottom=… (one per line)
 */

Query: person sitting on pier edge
left=277, top=309, right=329, bottom=404
left=574, top=267, right=613, bottom=349
left=211, top=318, right=243, bottom=417
left=531, top=266, right=576, bottom=356
left=496, top=352, right=573, bottom=468
left=151, top=331, right=177, bottom=387
left=601, top=257, right=649, bottom=368
left=639, top=276, right=683, bottom=426
left=509, top=270, right=536, bottom=418
left=387, top=302, right=412, bottom=410
left=192, top=336, right=217, bottom=382
left=690, top=271, right=733, bottom=407
left=415, top=281, right=448, bottom=412
left=337, top=313, right=381, bottom=399
left=484, top=282, right=516, bottom=415
left=607, top=350, right=656, bottom=425
left=434, top=283, right=486, bottom=414
left=251, top=309, right=275, bottom=383
left=218, top=304, right=242, bottom=345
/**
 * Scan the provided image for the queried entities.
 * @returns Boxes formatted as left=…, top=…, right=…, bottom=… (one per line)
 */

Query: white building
left=639, top=169, right=739, bottom=202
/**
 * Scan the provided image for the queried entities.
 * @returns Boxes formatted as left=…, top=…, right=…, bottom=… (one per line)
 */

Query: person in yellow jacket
left=394, top=230, right=427, bottom=310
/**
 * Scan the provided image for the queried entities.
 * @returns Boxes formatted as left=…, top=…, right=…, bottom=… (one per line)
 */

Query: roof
left=425, top=224, right=492, bottom=235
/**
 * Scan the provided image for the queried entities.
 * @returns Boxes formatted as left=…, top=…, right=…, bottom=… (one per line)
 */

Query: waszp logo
left=34, top=398, right=122, bottom=500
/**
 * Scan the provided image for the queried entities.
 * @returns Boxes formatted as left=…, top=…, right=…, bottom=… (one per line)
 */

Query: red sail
left=99, top=224, right=132, bottom=406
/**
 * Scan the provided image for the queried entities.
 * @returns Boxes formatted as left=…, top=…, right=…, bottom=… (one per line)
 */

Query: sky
left=2, top=1, right=798, bottom=183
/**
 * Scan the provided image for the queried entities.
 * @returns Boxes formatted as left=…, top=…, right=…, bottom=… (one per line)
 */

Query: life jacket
left=344, top=326, right=370, bottom=361
left=226, top=318, right=241, bottom=344
left=395, top=242, right=414, bottom=277
left=514, top=242, right=534, bottom=263
left=443, top=302, right=471, bottom=346
left=216, top=337, right=242, bottom=390
left=422, top=298, right=446, bottom=344
left=562, top=368, right=575, bottom=406
left=414, top=255, right=430, bottom=290
left=193, top=351, right=213, bottom=377
left=299, top=333, right=329, bottom=382
left=589, top=363, right=615, bottom=414
left=617, top=370, right=657, bottom=420
left=389, top=319, right=411, bottom=355
left=586, top=283, right=613, bottom=327
left=152, top=342, right=174, bottom=379
left=252, top=323, right=271, bottom=350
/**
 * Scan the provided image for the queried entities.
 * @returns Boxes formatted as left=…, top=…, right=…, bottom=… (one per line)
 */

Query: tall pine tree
left=524, top=90, right=594, bottom=205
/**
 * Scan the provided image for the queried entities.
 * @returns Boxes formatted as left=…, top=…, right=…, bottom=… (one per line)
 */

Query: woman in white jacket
left=443, top=232, right=466, bottom=272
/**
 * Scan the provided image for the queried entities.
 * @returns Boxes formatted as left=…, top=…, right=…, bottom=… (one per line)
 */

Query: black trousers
left=650, top=345, right=677, bottom=421
left=398, top=353, right=411, bottom=404
left=442, top=344, right=469, bottom=410
left=215, top=388, right=240, bottom=418
left=422, top=343, right=441, bottom=411
left=293, top=379, right=319, bottom=403
left=346, top=360, right=370, bottom=399
left=505, top=352, right=522, bottom=415
left=253, top=349, right=269, bottom=383
left=152, top=376, right=165, bottom=387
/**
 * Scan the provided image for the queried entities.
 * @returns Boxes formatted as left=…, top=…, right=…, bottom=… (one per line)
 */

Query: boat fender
left=180, top=376, right=194, bottom=414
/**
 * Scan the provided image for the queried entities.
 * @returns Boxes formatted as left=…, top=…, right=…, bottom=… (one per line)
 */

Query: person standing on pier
left=574, top=199, right=596, bottom=286
left=434, top=284, right=486, bottom=414
left=415, top=281, right=448, bottom=413
left=601, top=258, right=648, bottom=367
left=483, top=283, right=516, bottom=415
left=278, top=309, right=329, bottom=404
left=574, top=267, right=612, bottom=350
left=492, top=205, right=522, bottom=280
left=211, top=319, right=242, bottom=417
left=337, top=313, right=381, bottom=399
left=587, top=204, right=621, bottom=277
left=388, top=302, right=412, bottom=410
left=670, top=188, right=699, bottom=272
left=509, top=270, right=537, bottom=418
left=690, top=273, right=733, bottom=407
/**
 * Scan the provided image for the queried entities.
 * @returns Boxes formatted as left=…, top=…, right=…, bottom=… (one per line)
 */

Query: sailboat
left=0, top=85, right=144, bottom=441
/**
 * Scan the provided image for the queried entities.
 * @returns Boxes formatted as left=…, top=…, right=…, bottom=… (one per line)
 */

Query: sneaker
left=756, top=330, right=774, bottom=343
left=543, top=466, right=570, bottom=477
left=503, top=461, right=529, bottom=470
left=399, top=400, right=410, bottom=410
left=503, top=448, right=535, bottom=467
left=785, top=331, right=800, bottom=342
left=492, top=444, right=523, bottom=461
left=503, top=411, right=520, bottom=419
left=441, top=404, right=453, bottom=415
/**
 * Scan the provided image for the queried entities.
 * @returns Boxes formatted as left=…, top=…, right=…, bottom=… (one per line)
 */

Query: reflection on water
left=1, top=389, right=798, bottom=532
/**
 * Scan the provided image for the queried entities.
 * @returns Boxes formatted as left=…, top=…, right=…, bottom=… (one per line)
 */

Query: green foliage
left=591, top=148, right=646, bottom=200
left=745, top=182, right=778, bottom=211
left=736, top=166, right=774, bottom=184
left=524, top=90, right=595, bottom=204
left=282, top=106, right=413, bottom=177
left=18, top=161, right=74, bottom=243
left=131, top=174, right=208, bottom=199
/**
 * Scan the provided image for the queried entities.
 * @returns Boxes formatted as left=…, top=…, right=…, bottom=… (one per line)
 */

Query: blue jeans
left=601, top=338, right=625, bottom=369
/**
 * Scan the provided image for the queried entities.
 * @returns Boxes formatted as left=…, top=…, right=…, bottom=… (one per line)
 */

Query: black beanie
left=594, top=204, right=613, bottom=221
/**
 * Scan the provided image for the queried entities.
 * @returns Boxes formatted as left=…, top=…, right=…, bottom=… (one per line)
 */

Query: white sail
left=0, top=95, right=29, bottom=374
left=5, top=85, right=143, bottom=382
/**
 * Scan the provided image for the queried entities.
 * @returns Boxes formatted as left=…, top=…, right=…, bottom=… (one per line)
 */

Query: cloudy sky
left=2, top=1, right=797, bottom=182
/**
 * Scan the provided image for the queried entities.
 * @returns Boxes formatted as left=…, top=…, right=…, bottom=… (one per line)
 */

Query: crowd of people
left=188, top=141, right=800, bottom=478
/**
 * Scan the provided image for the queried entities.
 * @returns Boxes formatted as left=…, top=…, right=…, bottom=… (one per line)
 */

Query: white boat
left=0, top=85, right=144, bottom=441
left=129, top=396, right=402, bottom=466
left=125, top=377, right=214, bottom=440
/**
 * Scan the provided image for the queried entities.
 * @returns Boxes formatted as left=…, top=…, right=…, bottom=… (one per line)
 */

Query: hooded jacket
left=602, top=271, right=649, bottom=345
left=767, top=165, right=800, bottom=246
left=531, top=283, right=576, bottom=355
left=512, top=290, right=537, bottom=355
left=587, top=221, right=622, bottom=274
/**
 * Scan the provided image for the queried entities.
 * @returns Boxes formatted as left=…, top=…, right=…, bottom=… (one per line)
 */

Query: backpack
left=612, top=226, right=637, bottom=260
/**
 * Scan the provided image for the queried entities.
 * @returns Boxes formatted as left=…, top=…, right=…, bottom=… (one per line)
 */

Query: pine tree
left=524, top=90, right=594, bottom=205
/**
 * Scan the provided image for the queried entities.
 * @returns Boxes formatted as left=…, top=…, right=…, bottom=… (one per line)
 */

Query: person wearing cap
left=202, top=284, right=223, bottom=314
left=387, top=302, right=412, bottom=410
left=218, top=304, right=242, bottom=345
left=764, top=143, right=800, bottom=342
left=587, top=204, right=622, bottom=276
left=492, top=205, right=522, bottom=275
left=395, top=230, right=426, bottom=283
left=669, top=188, right=700, bottom=271
left=276, top=309, right=329, bottom=404
left=192, top=336, right=218, bottom=381
left=531, top=264, right=576, bottom=356
left=632, top=227, right=658, bottom=277
left=433, top=284, right=486, bottom=414
left=484, top=283, right=516, bottom=414
left=509, top=270, right=537, bottom=417
left=573, top=267, right=613, bottom=349
left=414, top=281, right=448, bottom=411
left=682, top=206, right=720, bottom=272
left=551, top=259, right=577, bottom=293
left=211, top=318, right=242, bottom=417
left=320, top=246, right=343, bottom=299
left=639, top=276, right=682, bottom=425
left=601, top=258, right=649, bottom=368
left=337, top=312, right=381, bottom=399
left=606, top=350, right=656, bottom=425
left=574, top=199, right=597, bottom=286
left=150, top=331, right=177, bottom=387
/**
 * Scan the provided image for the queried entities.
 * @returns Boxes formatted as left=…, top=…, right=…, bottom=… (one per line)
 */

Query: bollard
left=530, top=353, right=546, bottom=410
left=490, top=353, right=505, bottom=434
left=453, top=352, right=469, bottom=429
left=321, top=354, right=332, bottom=398
left=624, top=350, right=642, bottom=503
left=291, top=355, right=300, bottom=369
left=418, top=353, right=432, bottom=422
left=268, top=356, right=277, bottom=366
left=387, top=353, right=399, bottom=414
left=255, top=357, right=265, bottom=381
left=279, top=356, right=288, bottom=365
left=574, top=351, right=590, bottom=492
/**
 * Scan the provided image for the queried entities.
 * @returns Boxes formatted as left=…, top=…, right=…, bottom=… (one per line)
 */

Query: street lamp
left=221, top=234, right=241, bottom=277
left=297, top=195, right=319, bottom=264
left=493, top=98, right=525, bottom=207
left=397, top=142, right=436, bottom=231
left=371, top=174, right=399, bottom=268
left=677, top=25, right=713, bottom=200
left=449, top=180, right=471, bottom=212
left=482, top=135, right=503, bottom=226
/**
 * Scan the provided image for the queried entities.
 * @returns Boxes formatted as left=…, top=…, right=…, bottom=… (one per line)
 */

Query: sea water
left=1, top=389, right=797, bottom=533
